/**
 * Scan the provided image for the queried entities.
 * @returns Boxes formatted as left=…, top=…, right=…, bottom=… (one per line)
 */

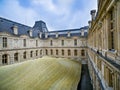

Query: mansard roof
left=0, top=17, right=88, bottom=39
left=0, top=17, right=31, bottom=36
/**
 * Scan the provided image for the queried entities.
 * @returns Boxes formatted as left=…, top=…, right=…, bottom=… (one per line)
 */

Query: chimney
left=88, top=20, right=92, bottom=28
left=56, top=32, right=58, bottom=38
left=29, top=30, right=32, bottom=37
left=13, top=25, right=18, bottom=35
left=90, top=10, right=96, bottom=20
left=67, top=31, right=70, bottom=37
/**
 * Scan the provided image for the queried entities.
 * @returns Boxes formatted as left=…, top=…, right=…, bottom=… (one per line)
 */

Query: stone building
left=0, top=0, right=120, bottom=90
left=0, top=17, right=88, bottom=66
left=87, top=0, right=120, bottom=90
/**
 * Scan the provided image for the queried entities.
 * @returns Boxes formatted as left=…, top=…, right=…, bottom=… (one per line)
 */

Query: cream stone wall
left=88, top=0, right=120, bottom=90
left=0, top=31, right=87, bottom=66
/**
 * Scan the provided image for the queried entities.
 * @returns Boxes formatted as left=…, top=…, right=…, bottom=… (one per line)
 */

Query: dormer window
left=13, top=25, right=18, bottom=35
left=39, top=32, right=42, bottom=38
left=29, top=30, right=32, bottom=37
left=45, top=33, right=48, bottom=38
left=56, top=32, right=58, bottom=38
left=67, top=31, right=70, bottom=37
left=81, top=29, right=84, bottom=36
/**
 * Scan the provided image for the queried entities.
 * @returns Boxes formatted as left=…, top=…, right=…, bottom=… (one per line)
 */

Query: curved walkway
left=77, top=64, right=93, bottom=90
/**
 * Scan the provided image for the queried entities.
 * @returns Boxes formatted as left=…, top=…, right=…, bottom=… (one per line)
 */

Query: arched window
left=36, top=50, right=38, bottom=56
left=23, top=52, right=26, bottom=59
left=68, top=49, right=71, bottom=56
left=40, top=50, right=42, bottom=55
left=62, top=50, right=64, bottom=56
left=14, top=53, right=18, bottom=61
left=81, top=50, right=85, bottom=56
left=51, top=49, right=53, bottom=55
left=30, top=51, right=33, bottom=57
left=46, top=49, right=48, bottom=55
left=56, top=49, right=58, bottom=55
left=2, top=54, right=8, bottom=64
left=74, top=50, right=77, bottom=56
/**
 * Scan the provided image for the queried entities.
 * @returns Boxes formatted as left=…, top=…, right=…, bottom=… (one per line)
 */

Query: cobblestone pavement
left=77, top=64, right=93, bottom=90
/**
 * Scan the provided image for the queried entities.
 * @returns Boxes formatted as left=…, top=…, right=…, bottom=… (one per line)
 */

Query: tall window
left=2, top=54, right=8, bottom=64
left=51, top=49, right=53, bottom=55
left=68, top=50, right=71, bottom=56
left=30, top=51, right=33, bottom=57
left=36, top=50, right=38, bottom=56
left=50, top=40, right=53, bottom=46
left=56, top=49, right=58, bottom=55
left=62, top=50, right=64, bottom=56
left=23, top=39, right=26, bottom=47
left=74, top=50, right=77, bottom=56
left=36, top=40, right=38, bottom=47
left=14, top=53, right=18, bottom=61
left=108, top=69, right=113, bottom=88
left=46, top=49, right=48, bottom=55
left=61, top=40, right=64, bottom=46
left=81, top=50, right=85, bottom=56
left=3, top=37, right=7, bottom=48
left=40, top=50, right=42, bottom=55
left=109, top=9, right=115, bottom=50
left=23, top=51, right=26, bottom=59
left=74, top=39, right=77, bottom=46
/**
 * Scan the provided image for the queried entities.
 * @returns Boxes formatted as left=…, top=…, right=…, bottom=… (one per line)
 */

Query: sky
left=0, top=0, right=97, bottom=31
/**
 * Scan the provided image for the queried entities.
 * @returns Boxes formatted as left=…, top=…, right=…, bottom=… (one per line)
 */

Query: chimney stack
left=90, top=10, right=96, bottom=20
left=88, top=20, right=92, bottom=28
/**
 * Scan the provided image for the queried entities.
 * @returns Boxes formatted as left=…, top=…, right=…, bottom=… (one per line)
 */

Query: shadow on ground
left=77, top=64, right=93, bottom=90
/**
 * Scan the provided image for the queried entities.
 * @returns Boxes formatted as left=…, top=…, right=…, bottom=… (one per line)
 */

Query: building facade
left=0, top=17, right=88, bottom=66
left=0, top=0, right=120, bottom=90
left=87, top=0, right=120, bottom=90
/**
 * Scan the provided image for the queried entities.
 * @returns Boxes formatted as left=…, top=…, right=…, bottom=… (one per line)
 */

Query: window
left=14, top=53, right=18, bottom=61
left=3, top=37, right=7, bottom=48
left=62, top=50, right=64, bottom=56
left=23, top=39, right=26, bottom=47
left=68, top=50, right=71, bottom=56
left=46, top=49, right=48, bottom=55
left=30, top=51, right=33, bottom=57
left=74, top=39, right=77, bottom=46
left=23, top=52, right=26, bottom=59
left=36, top=50, right=38, bottom=56
left=50, top=49, right=53, bottom=55
left=2, top=54, right=8, bottom=64
left=40, top=50, right=42, bottom=55
left=108, top=69, right=113, bottom=87
left=50, top=40, right=53, bottom=46
left=74, top=50, right=77, bottom=56
left=36, top=40, right=38, bottom=47
left=61, top=40, right=64, bottom=46
left=109, top=9, right=115, bottom=50
left=56, top=49, right=58, bottom=55
left=81, top=50, right=85, bottom=56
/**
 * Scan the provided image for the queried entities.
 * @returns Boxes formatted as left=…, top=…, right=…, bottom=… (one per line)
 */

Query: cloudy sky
left=0, top=0, right=97, bottom=31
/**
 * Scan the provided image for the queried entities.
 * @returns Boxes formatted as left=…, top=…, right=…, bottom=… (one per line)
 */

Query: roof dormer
left=13, top=25, right=18, bottom=35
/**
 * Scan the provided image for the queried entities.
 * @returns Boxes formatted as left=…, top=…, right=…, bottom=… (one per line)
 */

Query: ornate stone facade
left=88, top=0, right=120, bottom=90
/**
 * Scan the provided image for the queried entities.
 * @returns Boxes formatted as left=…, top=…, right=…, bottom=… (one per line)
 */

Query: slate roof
left=0, top=17, right=88, bottom=39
